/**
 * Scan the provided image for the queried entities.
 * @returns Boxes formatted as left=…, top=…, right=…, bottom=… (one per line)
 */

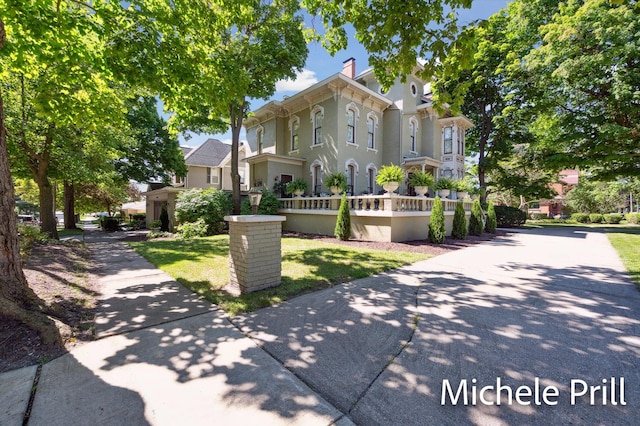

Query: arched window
left=366, top=163, right=377, bottom=194
left=310, top=105, right=324, bottom=146
left=289, top=116, right=300, bottom=151
left=345, top=159, right=359, bottom=195
left=347, top=109, right=355, bottom=144
left=310, top=160, right=324, bottom=195
left=366, top=112, right=378, bottom=150
left=256, top=126, right=264, bottom=154
left=409, top=117, right=418, bottom=152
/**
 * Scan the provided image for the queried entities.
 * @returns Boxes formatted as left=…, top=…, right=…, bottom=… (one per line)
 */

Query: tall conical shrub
left=428, top=196, right=446, bottom=244
left=334, top=193, right=351, bottom=240
left=452, top=201, right=467, bottom=240
left=486, top=201, right=497, bottom=233
left=160, top=205, right=170, bottom=232
left=468, top=198, right=484, bottom=236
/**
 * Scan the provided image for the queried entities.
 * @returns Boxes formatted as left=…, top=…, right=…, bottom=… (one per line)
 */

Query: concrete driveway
left=233, top=227, right=640, bottom=425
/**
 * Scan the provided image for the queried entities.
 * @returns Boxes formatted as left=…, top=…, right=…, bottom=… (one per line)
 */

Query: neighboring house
left=244, top=58, right=472, bottom=198
left=144, top=138, right=250, bottom=231
left=242, top=58, right=474, bottom=242
left=528, top=170, right=579, bottom=218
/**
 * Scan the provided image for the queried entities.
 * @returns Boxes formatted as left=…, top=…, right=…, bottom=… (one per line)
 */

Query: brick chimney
left=342, top=57, right=356, bottom=79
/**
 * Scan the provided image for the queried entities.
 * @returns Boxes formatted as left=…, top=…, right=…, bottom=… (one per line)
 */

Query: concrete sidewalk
left=1, top=230, right=350, bottom=426
left=2, top=227, right=639, bottom=425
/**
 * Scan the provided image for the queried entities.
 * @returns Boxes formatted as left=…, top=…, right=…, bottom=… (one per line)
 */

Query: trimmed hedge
left=589, top=213, right=603, bottom=224
left=334, top=193, right=352, bottom=241
left=571, top=213, right=590, bottom=223
left=625, top=213, right=640, bottom=224
left=240, top=189, right=280, bottom=215
left=494, top=206, right=527, bottom=227
left=603, top=213, right=623, bottom=224
left=531, top=213, right=548, bottom=220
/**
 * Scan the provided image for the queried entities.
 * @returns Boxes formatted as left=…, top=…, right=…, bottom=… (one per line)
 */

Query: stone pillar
left=224, top=215, right=286, bottom=294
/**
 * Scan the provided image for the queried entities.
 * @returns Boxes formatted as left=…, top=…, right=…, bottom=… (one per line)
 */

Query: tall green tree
left=517, top=0, right=639, bottom=179
left=303, top=0, right=477, bottom=87
left=118, top=0, right=308, bottom=214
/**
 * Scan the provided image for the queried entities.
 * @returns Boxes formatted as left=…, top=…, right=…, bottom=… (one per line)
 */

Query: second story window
left=444, top=127, right=453, bottom=154
left=367, top=116, right=375, bottom=149
left=457, top=129, right=464, bottom=155
left=314, top=110, right=322, bottom=145
left=291, top=119, right=299, bottom=151
left=409, top=118, right=418, bottom=152
left=256, top=127, right=264, bottom=154
left=347, top=109, right=355, bottom=144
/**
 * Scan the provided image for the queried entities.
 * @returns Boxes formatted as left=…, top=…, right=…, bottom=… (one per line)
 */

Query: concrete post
left=224, top=215, right=286, bottom=295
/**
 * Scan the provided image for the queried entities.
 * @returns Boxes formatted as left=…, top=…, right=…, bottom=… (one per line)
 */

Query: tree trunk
left=0, top=22, right=62, bottom=348
left=229, top=102, right=245, bottom=215
left=34, top=129, right=58, bottom=240
left=63, top=181, right=78, bottom=229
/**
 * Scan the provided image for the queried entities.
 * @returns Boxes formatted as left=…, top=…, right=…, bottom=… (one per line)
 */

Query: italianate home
left=243, top=59, right=473, bottom=242
left=144, top=138, right=250, bottom=231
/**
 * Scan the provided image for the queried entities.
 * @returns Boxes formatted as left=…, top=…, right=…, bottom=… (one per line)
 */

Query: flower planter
left=414, top=186, right=429, bottom=197
left=330, top=186, right=342, bottom=196
left=383, top=182, right=399, bottom=194
left=294, top=189, right=304, bottom=197
left=456, top=191, right=467, bottom=200
left=438, top=189, right=450, bottom=198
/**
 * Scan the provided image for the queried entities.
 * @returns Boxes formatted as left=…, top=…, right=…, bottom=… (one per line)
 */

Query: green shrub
left=18, top=225, right=49, bottom=255
left=177, top=219, right=209, bottom=239
left=147, top=230, right=173, bottom=239
left=428, top=196, right=446, bottom=243
left=148, top=219, right=161, bottom=230
left=176, top=188, right=231, bottom=234
left=589, top=213, right=603, bottom=224
left=571, top=213, right=590, bottom=223
left=240, top=189, right=280, bottom=215
left=101, top=217, right=120, bottom=232
left=495, top=206, right=527, bottom=227
left=624, top=213, right=640, bottom=224
left=334, top=193, right=351, bottom=241
left=486, top=202, right=497, bottom=233
left=468, top=199, right=484, bottom=236
left=131, top=213, right=146, bottom=222
left=531, top=213, right=548, bottom=220
left=451, top=201, right=467, bottom=240
left=603, top=213, right=623, bottom=224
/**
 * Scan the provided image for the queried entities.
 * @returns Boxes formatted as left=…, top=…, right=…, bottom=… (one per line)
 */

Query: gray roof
left=184, top=138, right=231, bottom=167
left=180, top=146, right=193, bottom=156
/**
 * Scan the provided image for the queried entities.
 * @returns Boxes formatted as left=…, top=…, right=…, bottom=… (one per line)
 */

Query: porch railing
left=279, top=194, right=472, bottom=213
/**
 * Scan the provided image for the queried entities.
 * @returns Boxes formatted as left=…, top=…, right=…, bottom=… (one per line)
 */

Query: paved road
left=234, top=227, right=640, bottom=425
left=1, top=227, right=638, bottom=425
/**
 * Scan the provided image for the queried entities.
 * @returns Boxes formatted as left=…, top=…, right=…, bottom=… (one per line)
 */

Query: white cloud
left=275, top=69, right=318, bottom=92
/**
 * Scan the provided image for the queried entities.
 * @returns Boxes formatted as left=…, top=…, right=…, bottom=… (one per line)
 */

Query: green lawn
left=129, top=235, right=430, bottom=315
left=606, top=228, right=640, bottom=289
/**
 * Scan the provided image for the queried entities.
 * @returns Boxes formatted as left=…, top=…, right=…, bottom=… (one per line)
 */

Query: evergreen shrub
left=451, top=201, right=467, bottom=240
left=468, top=199, right=484, bottom=236
left=428, top=196, right=446, bottom=243
left=486, top=202, right=497, bottom=233
left=334, top=193, right=351, bottom=240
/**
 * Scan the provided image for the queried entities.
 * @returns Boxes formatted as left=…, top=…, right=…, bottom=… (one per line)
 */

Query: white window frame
left=289, top=115, right=300, bottom=153
left=366, top=112, right=378, bottom=151
left=310, top=159, right=324, bottom=194
left=256, top=125, right=264, bottom=154
left=444, top=126, right=453, bottom=155
left=345, top=102, right=360, bottom=146
left=409, top=117, right=419, bottom=153
left=310, top=105, right=324, bottom=147
left=207, top=167, right=219, bottom=185
left=366, top=163, right=377, bottom=194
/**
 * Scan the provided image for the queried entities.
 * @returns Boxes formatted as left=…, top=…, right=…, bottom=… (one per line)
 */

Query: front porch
left=278, top=194, right=472, bottom=242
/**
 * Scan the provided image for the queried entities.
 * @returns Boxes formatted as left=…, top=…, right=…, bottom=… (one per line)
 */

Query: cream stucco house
left=144, top=138, right=249, bottom=231
left=243, top=59, right=473, bottom=242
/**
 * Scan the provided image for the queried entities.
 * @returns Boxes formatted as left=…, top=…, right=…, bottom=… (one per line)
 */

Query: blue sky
left=181, top=0, right=511, bottom=147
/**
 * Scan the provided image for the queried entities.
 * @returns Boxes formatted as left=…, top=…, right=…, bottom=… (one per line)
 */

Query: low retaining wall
left=279, top=209, right=461, bottom=242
